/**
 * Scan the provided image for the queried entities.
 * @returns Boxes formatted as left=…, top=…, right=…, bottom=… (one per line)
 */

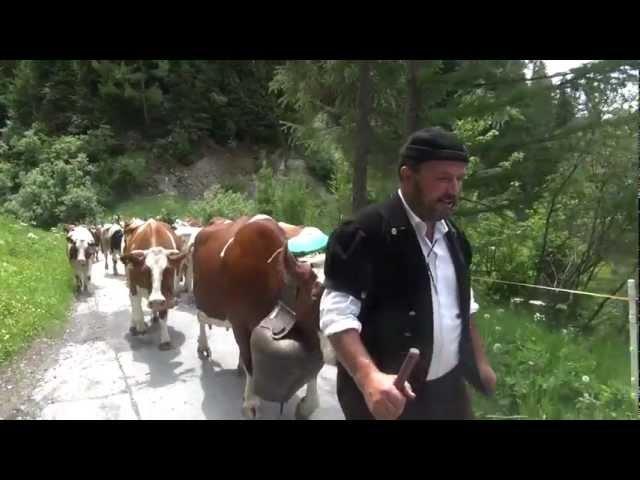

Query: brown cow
left=120, top=219, right=189, bottom=350
left=193, top=214, right=326, bottom=419
left=277, top=221, right=304, bottom=240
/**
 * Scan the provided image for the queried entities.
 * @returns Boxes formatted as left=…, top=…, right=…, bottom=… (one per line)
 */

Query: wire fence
left=472, top=275, right=639, bottom=415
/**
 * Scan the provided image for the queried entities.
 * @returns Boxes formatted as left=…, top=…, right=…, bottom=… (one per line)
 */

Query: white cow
left=67, top=226, right=97, bottom=293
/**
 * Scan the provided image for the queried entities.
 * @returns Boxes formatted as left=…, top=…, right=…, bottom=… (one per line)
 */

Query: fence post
left=628, top=278, right=638, bottom=410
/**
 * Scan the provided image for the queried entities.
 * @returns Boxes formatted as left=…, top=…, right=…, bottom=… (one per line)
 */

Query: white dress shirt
left=320, top=189, right=479, bottom=381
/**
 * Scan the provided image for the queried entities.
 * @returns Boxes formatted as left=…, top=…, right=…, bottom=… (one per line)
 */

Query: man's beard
left=410, top=180, right=457, bottom=222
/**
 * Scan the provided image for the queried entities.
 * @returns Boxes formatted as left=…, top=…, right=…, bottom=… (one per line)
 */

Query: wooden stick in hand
left=393, top=348, right=420, bottom=397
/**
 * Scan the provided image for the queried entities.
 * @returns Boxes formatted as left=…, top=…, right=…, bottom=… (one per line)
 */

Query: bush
left=94, top=152, right=147, bottom=199
left=255, top=162, right=275, bottom=215
left=152, top=122, right=201, bottom=166
left=472, top=305, right=637, bottom=420
left=272, top=173, right=310, bottom=226
left=304, top=154, right=334, bottom=186
left=5, top=153, right=102, bottom=228
left=190, top=185, right=257, bottom=224
left=84, top=124, right=117, bottom=161
left=0, top=160, right=18, bottom=201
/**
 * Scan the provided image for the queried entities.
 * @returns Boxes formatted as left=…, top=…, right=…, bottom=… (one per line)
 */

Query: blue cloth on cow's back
left=288, top=226, right=329, bottom=256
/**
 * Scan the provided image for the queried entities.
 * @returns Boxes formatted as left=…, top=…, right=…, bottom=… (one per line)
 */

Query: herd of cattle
left=63, top=214, right=334, bottom=419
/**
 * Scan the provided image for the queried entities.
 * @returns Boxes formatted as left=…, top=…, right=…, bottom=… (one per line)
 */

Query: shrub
left=5, top=153, right=102, bottom=227
left=190, top=185, right=256, bottom=223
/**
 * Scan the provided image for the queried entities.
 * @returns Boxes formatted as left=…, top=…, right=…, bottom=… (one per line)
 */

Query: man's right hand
left=360, top=370, right=416, bottom=420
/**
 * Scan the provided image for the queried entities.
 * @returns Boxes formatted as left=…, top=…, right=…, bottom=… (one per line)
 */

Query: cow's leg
left=236, top=355, right=244, bottom=376
left=82, top=267, right=89, bottom=292
left=112, top=253, right=118, bottom=275
left=129, top=290, right=147, bottom=335
left=173, top=268, right=180, bottom=296
left=158, top=309, right=172, bottom=350
left=196, top=311, right=211, bottom=359
left=185, top=258, right=194, bottom=293
left=242, top=364, right=261, bottom=419
left=235, top=328, right=260, bottom=419
left=295, top=377, right=320, bottom=420
left=104, top=250, right=109, bottom=272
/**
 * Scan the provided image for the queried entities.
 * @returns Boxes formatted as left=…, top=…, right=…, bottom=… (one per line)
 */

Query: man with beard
left=320, top=127, right=497, bottom=420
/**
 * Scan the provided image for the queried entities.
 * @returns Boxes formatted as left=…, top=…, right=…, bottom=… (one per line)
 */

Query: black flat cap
left=400, top=127, right=469, bottom=166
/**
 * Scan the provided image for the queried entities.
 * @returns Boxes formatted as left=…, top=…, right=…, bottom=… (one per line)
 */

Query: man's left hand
left=479, top=364, right=497, bottom=396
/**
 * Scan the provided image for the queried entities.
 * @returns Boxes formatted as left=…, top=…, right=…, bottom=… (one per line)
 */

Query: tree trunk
left=352, top=61, right=373, bottom=214
left=583, top=274, right=633, bottom=327
left=141, top=77, right=149, bottom=126
left=405, top=60, right=420, bottom=135
left=534, top=162, right=579, bottom=284
left=140, top=62, right=149, bottom=126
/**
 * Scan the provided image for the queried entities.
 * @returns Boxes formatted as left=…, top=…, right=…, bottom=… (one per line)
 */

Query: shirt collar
left=397, top=189, right=448, bottom=241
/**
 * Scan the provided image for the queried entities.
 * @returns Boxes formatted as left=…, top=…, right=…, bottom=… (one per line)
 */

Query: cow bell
left=250, top=303, right=324, bottom=404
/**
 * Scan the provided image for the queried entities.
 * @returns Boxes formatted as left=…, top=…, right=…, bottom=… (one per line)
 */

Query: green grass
left=0, top=215, right=75, bottom=365
left=470, top=296, right=637, bottom=420
left=106, top=194, right=194, bottom=221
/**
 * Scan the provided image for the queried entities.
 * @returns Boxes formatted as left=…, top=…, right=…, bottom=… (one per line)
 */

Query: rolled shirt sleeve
left=319, top=288, right=363, bottom=336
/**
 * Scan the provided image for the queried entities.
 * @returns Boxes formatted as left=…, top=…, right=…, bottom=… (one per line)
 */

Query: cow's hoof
left=158, top=341, right=172, bottom=351
left=242, top=402, right=260, bottom=419
left=295, top=395, right=319, bottom=420
left=197, top=347, right=211, bottom=359
left=129, top=326, right=147, bottom=336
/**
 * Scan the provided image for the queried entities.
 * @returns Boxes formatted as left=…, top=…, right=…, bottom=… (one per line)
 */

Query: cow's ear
left=66, top=234, right=74, bottom=244
left=121, top=252, right=145, bottom=266
left=168, top=251, right=189, bottom=267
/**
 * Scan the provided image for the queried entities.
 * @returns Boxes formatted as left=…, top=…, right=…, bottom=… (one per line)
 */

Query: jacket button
left=408, top=310, right=416, bottom=316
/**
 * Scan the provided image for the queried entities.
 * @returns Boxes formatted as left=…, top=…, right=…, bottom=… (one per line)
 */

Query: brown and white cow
left=173, top=217, right=203, bottom=229
left=192, top=214, right=328, bottom=419
left=88, top=225, right=102, bottom=263
left=120, top=219, right=189, bottom=350
left=66, top=226, right=98, bottom=293
left=173, top=225, right=203, bottom=293
left=277, top=221, right=305, bottom=240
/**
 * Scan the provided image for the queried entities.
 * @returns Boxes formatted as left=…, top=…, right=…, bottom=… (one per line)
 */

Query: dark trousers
left=338, top=364, right=474, bottom=420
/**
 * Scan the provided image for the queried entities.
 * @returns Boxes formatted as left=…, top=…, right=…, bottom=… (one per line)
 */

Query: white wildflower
left=493, top=343, right=502, bottom=353
left=529, top=300, right=546, bottom=307
left=495, top=326, right=502, bottom=332
left=533, top=312, right=545, bottom=322
left=582, top=375, right=590, bottom=383
left=27, top=233, right=38, bottom=240
left=497, top=308, right=505, bottom=314
left=511, top=297, right=524, bottom=304
left=483, top=313, right=491, bottom=319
